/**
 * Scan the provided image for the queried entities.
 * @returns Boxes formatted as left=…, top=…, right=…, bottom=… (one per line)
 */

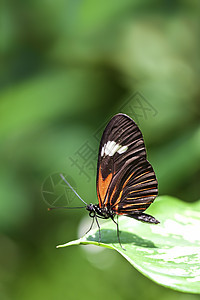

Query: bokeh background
left=0, top=1, right=200, bottom=299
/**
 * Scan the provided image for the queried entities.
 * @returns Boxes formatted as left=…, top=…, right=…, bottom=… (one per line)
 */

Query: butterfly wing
left=110, top=158, right=158, bottom=213
left=96, top=113, right=158, bottom=217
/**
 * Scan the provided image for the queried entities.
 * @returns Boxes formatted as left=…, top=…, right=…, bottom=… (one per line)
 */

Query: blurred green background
left=0, top=0, right=200, bottom=299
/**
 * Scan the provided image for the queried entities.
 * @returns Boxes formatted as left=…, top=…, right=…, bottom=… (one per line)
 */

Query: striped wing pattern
left=96, top=113, right=158, bottom=216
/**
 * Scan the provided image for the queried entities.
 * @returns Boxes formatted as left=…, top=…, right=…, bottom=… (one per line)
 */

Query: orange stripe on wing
left=126, top=194, right=156, bottom=200
left=112, top=171, right=135, bottom=208
left=108, top=185, right=117, bottom=206
left=122, top=201, right=153, bottom=207
left=129, top=187, right=155, bottom=194
left=115, top=205, right=148, bottom=214
left=113, top=200, right=153, bottom=214
left=133, top=171, right=150, bottom=181
left=112, top=174, right=153, bottom=208
left=131, top=179, right=153, bottom=188
left=97, top=168, right=112, bottom=207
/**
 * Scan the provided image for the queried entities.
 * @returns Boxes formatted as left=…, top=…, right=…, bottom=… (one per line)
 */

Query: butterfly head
left=86, top=203, right=97, bottom=218
left=86, top=203, right=113, bottom=220
left=86, top=203, right=94, bottom=211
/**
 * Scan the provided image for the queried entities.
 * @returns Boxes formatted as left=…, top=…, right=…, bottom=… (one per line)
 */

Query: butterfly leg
left=111, top=216, right=125, bottom=250
left=85, top=214, right=102, bottom=243
left=95, top=216, right=101, bottom=243
left=85, top=216, right=95, bottom=235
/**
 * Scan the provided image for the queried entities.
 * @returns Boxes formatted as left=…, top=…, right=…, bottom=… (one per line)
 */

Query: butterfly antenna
left=48, top=206, right=86, bottom=211
left=59, top=173, right=88, bottom=206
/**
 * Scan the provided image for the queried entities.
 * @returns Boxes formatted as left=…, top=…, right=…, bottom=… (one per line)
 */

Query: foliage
left=58, top=196, right=200, bottom=294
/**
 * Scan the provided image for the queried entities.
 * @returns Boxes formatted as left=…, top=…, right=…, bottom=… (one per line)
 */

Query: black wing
left=96, top=113, right=158, bottom=217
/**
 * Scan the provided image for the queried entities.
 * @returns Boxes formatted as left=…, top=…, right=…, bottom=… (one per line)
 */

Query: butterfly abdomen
left=128, top=212, right=160, bottom=224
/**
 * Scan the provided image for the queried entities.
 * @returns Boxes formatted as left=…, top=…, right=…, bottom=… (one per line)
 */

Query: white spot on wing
left=104, top=141, right=111, bottom=155
left=117, top=145, right=128, bottom=154
left=101, top=145, right=105, bottom=157
left=105, top=141, right=116, bottom=156
left=102, top=141, right=128, bottom=157
left=111, top=143, right=122, bottom=156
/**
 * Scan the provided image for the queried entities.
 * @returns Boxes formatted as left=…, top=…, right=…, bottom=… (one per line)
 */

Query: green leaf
left=57, top=196, right=200, bottom=294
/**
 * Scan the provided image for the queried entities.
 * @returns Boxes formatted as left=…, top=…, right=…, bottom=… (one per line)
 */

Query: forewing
left=96, top=113, right=148, bottom=207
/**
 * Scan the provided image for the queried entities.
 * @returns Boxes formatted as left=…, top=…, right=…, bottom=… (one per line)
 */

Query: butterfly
left=60, top=113, right=159, bottom=249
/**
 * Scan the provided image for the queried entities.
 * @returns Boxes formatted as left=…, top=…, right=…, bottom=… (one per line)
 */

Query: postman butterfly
left=60, top=113, right=159, bottom=248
